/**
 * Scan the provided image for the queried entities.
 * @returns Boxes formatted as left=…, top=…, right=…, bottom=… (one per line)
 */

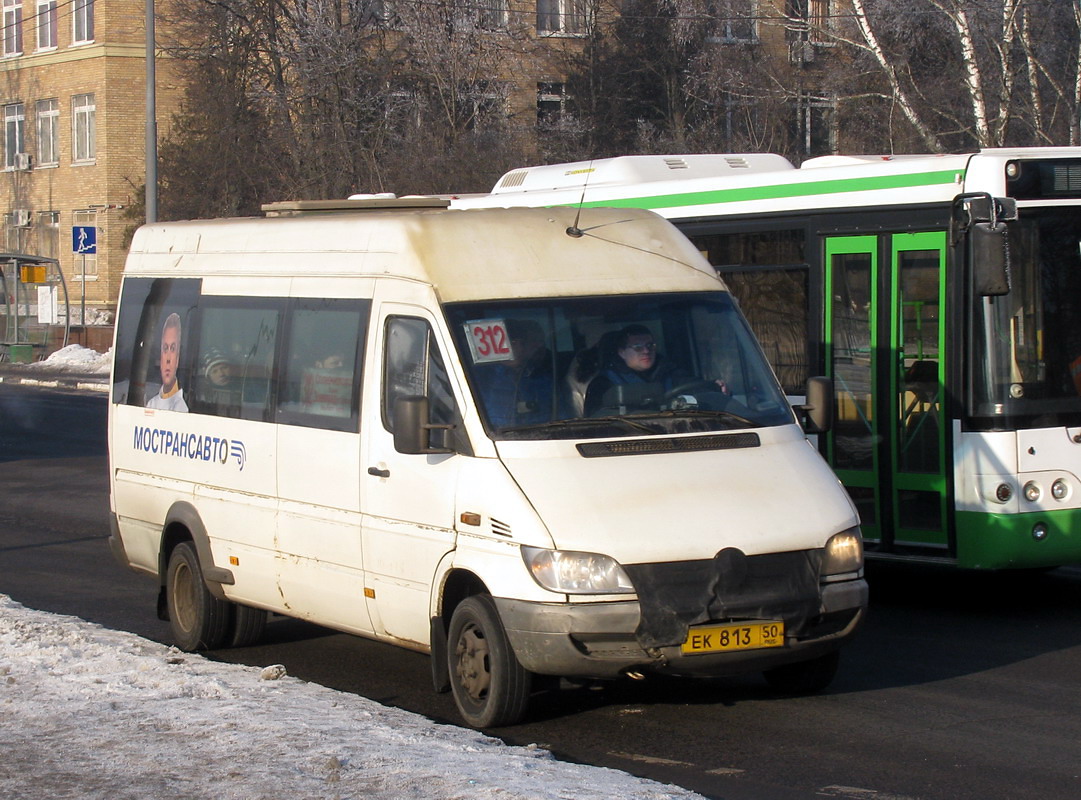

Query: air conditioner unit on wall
left=13, top=209, right=32, bottom=227
left=13, top=152, right=31, bottom=171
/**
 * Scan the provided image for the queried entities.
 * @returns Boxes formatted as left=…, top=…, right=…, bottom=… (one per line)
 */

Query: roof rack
left=262, top=197, right=450, bottom=216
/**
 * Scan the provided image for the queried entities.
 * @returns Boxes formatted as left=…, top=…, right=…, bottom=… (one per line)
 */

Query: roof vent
left=725, top=157, right=751, bottom=169
left=497, top=170, right=528, bottom=190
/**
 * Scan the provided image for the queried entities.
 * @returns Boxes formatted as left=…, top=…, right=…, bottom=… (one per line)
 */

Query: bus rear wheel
left=166, top=541, right=230, bottom=651
left=229, top=604, right=268, bottom=648
left=447, top=595, right=532, bottom=728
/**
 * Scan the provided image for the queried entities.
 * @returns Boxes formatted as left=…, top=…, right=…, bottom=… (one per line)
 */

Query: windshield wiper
left=642, top=408, right=757, bottom=428
left=499, top=416, right=661, bottom=435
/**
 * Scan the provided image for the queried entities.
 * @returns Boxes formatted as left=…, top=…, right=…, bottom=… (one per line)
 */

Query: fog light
left=1032, top=522, right=1049, bottom=541
left=1023, top=481, right=1042, bottom=502
left=1052, top=479, right=1069, bottom=501
left=995, top=483, right=1013, bottom=503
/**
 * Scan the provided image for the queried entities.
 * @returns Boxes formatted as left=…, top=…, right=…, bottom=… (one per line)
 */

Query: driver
left=584, top=325, right=684, bottom=415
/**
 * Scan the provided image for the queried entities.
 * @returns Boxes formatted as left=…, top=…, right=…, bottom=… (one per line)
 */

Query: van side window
left=277, top=299, right=369, bottom=432
left=190, top=301, right=280, bottom=422
left=382, top=316, right=458, bottom=432
left=111, top=276, right=201, bottom=408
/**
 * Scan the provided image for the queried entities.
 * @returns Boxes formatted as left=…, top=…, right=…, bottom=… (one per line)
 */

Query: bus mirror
left=393, top=396, right=454, bottom=455
left=798, top=376, right=834, bottom=434
left=972, top=221, right=1010, bottom=296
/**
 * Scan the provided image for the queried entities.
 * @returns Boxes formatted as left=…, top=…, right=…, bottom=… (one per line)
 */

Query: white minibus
left=108, top=199, right=867, bottom=728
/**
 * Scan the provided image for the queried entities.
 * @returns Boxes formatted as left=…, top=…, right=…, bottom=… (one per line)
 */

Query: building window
left=36, top=0, right=56, bottom=49
left=537, top=0, right=587, bottom=35
left=807, top=0, right=830, bottom=43
left=36, top=99, right=58, bottom=165
left=72, top=210, right=98, bottom=277
left=72, top=93, right=95, bottom=162
left=708, top=0, right=757, bottom=43
left=37, top=211, right=59, bottom=260
left=796, top=92, right=836, bottom=156
left=72, top=0, right=93, bottom=44
left=2, top=0, right=23, bottom=56
left=537, top=82, right=569, bottom=125
left=473, top=0, right=505, bottom=29
left=4, top=102, right=25, bottom=169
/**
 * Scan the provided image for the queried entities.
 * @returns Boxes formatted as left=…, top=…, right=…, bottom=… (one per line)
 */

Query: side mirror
left=972, top=221, right=1010, bottom=296
left=393, top=396, right=454, bottom=455
left=798, top=376, right=834, bottom=434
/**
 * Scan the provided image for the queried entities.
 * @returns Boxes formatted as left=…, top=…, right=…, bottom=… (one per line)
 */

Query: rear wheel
left=166, top=541, right=230, bottom=651
left=447, top=595, right=532, bottom=728
left=763, top=650, right=840, bottom=695
left=229, top=604, right=268, bottom=648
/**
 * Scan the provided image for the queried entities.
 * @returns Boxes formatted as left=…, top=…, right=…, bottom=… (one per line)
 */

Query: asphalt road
left=2, top=381, right=1081, bottom=800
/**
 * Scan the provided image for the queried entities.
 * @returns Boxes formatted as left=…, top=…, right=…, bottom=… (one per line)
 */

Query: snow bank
left=16, top=344, right=113, bottom=374
left=0, top=595, right=701, bottom=800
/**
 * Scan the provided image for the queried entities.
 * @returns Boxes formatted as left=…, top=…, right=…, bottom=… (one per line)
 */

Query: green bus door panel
left=825, top=233, right=948, bottom=551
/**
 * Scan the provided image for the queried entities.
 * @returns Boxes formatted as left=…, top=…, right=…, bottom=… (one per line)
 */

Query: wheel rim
left=171, top=560, right=196, bottom=634
left=454, top=621, right=491, bottom=703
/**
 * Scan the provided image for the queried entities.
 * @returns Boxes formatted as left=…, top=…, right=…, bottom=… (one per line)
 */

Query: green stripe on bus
left=955, top=508, right=1081, bottom=569
left=577, top=169, right=963, bottom=211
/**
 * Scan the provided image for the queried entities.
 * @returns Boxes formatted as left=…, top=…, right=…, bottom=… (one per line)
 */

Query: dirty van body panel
left=495, top=426, right=854, bottom=565
left=360, top=293, right=462, bottom=647
left=489, top=426, right=864, bottom=679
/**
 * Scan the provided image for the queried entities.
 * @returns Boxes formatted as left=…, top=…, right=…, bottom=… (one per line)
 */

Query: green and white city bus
left=455, top=149, right=1081, bottom=569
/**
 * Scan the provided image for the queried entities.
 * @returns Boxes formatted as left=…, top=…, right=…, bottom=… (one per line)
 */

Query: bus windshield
left=971, top=207, right=1081, bottom=427
left=445, top=292, right=794, bottom=440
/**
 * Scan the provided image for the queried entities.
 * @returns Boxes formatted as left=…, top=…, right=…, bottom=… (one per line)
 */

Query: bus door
left=361, top=303, right=461, bottom=646
left=825, top=232, right=949, bottom=551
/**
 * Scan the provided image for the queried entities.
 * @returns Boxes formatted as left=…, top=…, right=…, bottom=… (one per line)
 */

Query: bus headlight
left=521, top=546, right=635, bottom=595
left=1023, top=481, right=1042, bottom=502
left=1052, top=479, right=1069, bottom=501
left=821, top=528, right=863, bottom=581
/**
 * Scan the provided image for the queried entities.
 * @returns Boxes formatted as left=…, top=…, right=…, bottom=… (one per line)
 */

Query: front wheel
left=166, top=541, right=231, bottom=652
left=447, top=595, right=532, bottom=728
left=763, top=650, right=840, bottom=695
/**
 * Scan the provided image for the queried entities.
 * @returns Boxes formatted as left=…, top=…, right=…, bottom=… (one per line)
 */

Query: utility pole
left=146, top=0, right=158, bottom=223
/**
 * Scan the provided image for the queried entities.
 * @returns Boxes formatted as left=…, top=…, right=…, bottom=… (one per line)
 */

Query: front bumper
left=494, top=577, right=868, bottom=679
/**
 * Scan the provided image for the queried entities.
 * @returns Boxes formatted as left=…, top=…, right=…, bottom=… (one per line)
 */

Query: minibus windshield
left=445, top=292, right=793, bottom=440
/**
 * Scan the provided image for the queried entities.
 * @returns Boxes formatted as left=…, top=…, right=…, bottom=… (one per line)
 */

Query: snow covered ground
left=0, top=595, right=703, bottom=800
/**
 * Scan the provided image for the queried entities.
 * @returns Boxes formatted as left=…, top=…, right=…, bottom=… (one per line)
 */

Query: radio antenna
left=566, top=160, right=595, bottom=238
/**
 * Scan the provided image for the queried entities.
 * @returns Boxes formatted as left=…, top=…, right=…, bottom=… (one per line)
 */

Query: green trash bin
left=7, top=344, right=33, bottom=363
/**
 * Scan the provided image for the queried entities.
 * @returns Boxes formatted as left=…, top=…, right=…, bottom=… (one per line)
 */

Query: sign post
left=72, top=225, right=97, bottom=329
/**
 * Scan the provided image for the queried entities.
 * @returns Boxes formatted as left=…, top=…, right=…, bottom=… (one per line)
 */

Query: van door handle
left=367, top=466, right=390, bottom=478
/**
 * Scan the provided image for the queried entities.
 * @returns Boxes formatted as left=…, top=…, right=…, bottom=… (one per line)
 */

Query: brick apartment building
left=0, top=0, right=186, bottom=349
left=0, top=0, right=836, bottom=351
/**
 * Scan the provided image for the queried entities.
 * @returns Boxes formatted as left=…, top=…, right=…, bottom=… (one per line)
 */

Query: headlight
left=521, top=546, right=635, bottom=595
left=821, top=528, right=863, bottom=580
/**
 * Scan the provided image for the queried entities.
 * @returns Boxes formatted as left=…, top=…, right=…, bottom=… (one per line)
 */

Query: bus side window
left=276, top=299, right=369, bottom=432
left=190, top=302, right=280, bottom=422
left=382, top=316, right=462, bottom=447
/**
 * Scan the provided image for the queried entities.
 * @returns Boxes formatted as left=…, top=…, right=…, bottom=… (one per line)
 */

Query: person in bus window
left=584, top=324, right=728, bottom=415
left=146, top=312, right=189, bottom=412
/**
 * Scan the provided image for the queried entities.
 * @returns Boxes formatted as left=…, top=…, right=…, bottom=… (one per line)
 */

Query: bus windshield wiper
left=642, top=408, right=757, bottom=428
left=499, top=416, right=661, bottom=435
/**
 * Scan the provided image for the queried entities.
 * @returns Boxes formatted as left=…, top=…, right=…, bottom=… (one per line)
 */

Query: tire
left=229, top=603, right=268, bottom=648
left=447, top=595, right=532, bottom=728
left=165, top=541, right=231, bottom=651
left=763, top=650, right=840, bottom=695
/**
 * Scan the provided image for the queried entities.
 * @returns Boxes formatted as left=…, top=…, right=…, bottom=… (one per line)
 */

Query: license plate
left=681, top=620, right=785, bottom=655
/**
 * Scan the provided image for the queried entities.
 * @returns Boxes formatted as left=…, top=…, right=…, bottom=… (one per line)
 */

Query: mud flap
left=430, top=616, right=450, bottom=693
